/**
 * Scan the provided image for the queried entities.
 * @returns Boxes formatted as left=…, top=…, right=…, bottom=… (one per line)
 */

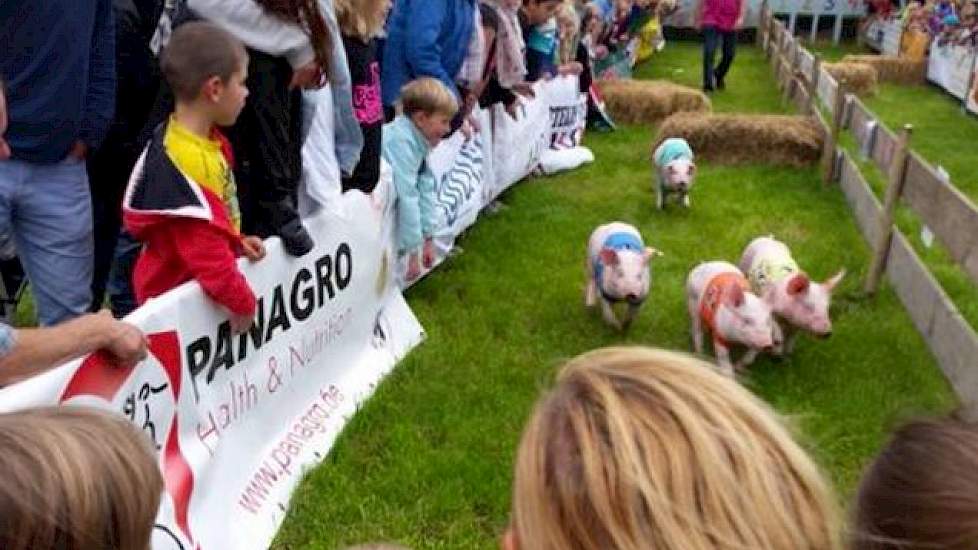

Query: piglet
left=739, top=236, right=845, bottom=356
left=585, top=222, right=662, bottom=331
left=686, top=261, right=777, bottom=376
left=652, top=137, right=696, bottom=209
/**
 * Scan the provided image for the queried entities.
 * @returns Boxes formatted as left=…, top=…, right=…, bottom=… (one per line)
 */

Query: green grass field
left=273, top=42, right=956, bottom=549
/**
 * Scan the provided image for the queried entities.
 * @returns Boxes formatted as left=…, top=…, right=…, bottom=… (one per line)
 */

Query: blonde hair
left=399, top=78, right=459, bottom=117
left=511, top=347, right=842, bottom=550
left=334, top=0, right=389, bottom=41
left=0, top=406, right=164, bottom=550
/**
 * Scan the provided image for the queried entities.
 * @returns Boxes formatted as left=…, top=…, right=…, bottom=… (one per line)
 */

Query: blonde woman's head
left=0, top=406, right=163, bottom=550
left=506, top=346, right=841, bottom=550
left=334, top=0, right=391, bottom=41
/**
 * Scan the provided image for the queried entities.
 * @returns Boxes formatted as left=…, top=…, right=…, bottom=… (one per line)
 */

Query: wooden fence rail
left=759, top=7, right=978, bottom=411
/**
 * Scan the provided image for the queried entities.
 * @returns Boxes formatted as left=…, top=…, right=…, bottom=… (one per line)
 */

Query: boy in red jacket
left=123, top=22, right=265, bottom=333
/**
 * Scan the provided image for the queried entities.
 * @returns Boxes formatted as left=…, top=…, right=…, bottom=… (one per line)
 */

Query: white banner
left=0, top=190, right=424, bottom=550
left=544, top=75, right=588, bottom=151
left=927, top=41, right=977, bottom=99
left=968, top=55, right=978, bottom=114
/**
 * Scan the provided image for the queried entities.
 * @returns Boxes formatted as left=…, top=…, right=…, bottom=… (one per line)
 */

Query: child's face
left=208, top=63, right=249, bottom=128
left=617, top=0, right=633, bottom=13
left=523, top=0, right=561, bottom=25
left=413, top=111, right=452, bottom=147
left=557, top=13, right=577, bottom=36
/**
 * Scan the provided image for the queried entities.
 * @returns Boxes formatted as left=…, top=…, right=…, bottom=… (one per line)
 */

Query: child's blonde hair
left=0, top=406, right=164, bottom=550
left=510, top=346, right=842, bottom=550
left=399, top=78, right=459, bottom=118
left=334, top=0, right=389, bottom=41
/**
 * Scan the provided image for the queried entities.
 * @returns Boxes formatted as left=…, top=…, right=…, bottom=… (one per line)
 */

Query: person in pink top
left=695, top=0, right=745, bottom=92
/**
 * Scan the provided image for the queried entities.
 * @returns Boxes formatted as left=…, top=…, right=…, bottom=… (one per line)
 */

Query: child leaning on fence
left=123, top=22, right=266, bottom=333
left=383, top=78, right=458, bottom=283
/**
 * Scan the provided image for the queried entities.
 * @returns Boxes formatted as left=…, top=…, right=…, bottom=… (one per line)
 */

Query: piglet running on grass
left=687, top=261, right=777, bottom=376
left=585, top=222, right=662, bottom=331
left=652, top=137, right=696, bottom=209
left=739, top=236, right=845, bottom=356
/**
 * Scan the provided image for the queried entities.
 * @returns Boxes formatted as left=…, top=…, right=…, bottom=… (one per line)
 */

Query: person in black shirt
left=335, top=0, right=390, bottom=193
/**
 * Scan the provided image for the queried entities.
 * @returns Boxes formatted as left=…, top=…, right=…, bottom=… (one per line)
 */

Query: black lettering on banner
left=265, top=285, right=292, bottom=341
left=186, top=242, right=356, bottom=396
left=315, top=254, right=335, bottom=305
left=238, top=297, right=266, bottom=362
left=290, top=268, right=315, bottom=321
left=209, top=320, right=234, bottom=383
left=187, top=337, right=211, bottom=402
left=335, top=243, right=353, bottom=290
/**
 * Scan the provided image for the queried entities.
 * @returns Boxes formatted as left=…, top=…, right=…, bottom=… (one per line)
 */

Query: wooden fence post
left=821, top=80, right=847, bottom=184
left=783, top=41, right=803, bottom=105
left=757, top=0, right=769, bottom=47
left=864, top=124, right=914, bottom=295
left=803, top=55, right=821, bottom=116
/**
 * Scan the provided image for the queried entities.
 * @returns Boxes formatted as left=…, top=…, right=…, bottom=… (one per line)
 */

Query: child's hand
left=512, top=82, right=536, bottom=98
left=230, top=312, right=255, bottom=335
left=406, top=253, right=422, bottom=281
left=241, top=235, right=267, bottom=262
left=423, top=238, right=436, bottom=269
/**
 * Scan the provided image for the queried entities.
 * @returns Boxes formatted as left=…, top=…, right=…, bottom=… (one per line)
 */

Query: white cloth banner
left=927, top=42, right=977, bottom=99
left=967, top=55, right=978, bottom=114
left=0, top=191, right=424, bottom=550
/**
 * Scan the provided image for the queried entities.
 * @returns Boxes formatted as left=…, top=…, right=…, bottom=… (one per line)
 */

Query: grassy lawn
left=273, top=42, right=955, bottom=549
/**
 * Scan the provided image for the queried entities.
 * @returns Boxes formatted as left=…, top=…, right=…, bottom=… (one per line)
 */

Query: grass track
left=274, top=43, right=955, bottom=549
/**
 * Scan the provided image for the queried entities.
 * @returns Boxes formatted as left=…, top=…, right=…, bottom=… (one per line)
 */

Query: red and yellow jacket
left=122, top=122, right=256, bottom=316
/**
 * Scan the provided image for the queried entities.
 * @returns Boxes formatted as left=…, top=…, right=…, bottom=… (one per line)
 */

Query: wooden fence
left=759, top=6, right=978, bottom=412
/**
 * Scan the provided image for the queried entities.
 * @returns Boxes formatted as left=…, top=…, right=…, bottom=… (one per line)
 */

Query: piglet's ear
left=726, top=285, right=746, bottom=308
left=688, top=163, right=696, bottom=175
left=824, top=269, right=846, bottom=292
left=643, top=247, right=664, bottom=263
left=787, top=274, right=810, bottom=296
left=599, top=247, right=620, bottom=266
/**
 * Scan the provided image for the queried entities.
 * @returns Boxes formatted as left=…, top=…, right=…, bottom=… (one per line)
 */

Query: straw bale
left=599, top=79, right=712, bottom=124
left=823, top=62, right=878, bottom=96
left=654, top=113, right=824, bottom=167
left=841, top=54, right=927, bottom=84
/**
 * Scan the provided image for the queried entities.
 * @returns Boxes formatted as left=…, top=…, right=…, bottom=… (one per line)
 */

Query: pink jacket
left=701, top=0, right=742, bottom=31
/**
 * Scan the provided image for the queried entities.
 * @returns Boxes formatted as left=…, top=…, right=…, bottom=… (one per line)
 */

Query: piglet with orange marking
left=686, top=261, right=777, bottom=376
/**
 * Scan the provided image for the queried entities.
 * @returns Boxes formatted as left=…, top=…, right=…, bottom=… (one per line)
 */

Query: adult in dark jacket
left=88, top=0, right=164, bottom=312
left=0, top=0, right=116, bottom=325
left=381, top=0, right=477, bottom=116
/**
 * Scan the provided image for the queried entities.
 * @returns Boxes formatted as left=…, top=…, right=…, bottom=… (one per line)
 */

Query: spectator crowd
left=4, top=1, right=978, bottom=549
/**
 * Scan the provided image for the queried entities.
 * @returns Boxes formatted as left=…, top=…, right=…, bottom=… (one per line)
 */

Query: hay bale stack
left=823, top=62, right=878, bottom=96
left=655, top=113, right=823, bottom=167
left=841, top=54, right=927, bottom=84
left=599, top=80, right=711, bottom=124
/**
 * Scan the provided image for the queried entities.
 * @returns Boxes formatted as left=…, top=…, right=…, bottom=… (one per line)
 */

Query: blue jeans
left=703, top=26, right=737, bottom=90
left=0, top=157, right=93, bottom=325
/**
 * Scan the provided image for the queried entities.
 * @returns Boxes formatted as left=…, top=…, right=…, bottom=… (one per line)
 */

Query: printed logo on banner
left=60, top=332, right=197, bottom=550
left=435, top=136, right=484, bottom=228
left=548, top=95, right=587, bottom=150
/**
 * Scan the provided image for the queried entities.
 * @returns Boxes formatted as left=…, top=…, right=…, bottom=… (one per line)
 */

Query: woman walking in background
left=696, top=0, right=744, bottom=92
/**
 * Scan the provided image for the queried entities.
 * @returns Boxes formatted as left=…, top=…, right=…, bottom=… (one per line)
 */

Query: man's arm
left=79, top=0, right=117, bottom=154
left=188, top=0, right=315, bottom=68
left=0, top=312, right=147, bottom=387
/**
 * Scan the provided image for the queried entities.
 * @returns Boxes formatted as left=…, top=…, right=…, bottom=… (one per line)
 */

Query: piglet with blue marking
left=653, top=137, right=697, bottom=209
left=585, top=222, right=663, bottom=331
